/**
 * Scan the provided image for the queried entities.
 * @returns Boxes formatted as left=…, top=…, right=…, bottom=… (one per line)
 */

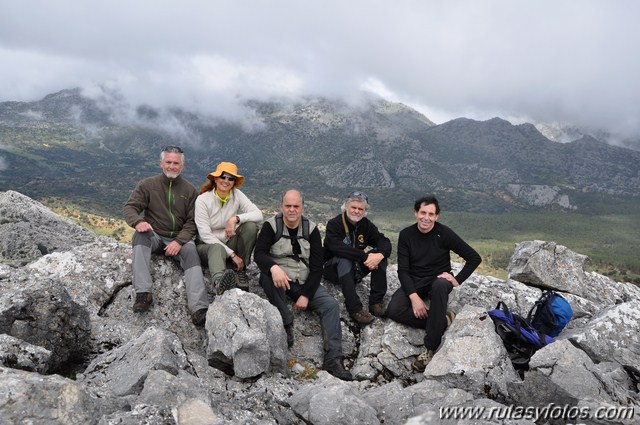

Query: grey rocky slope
left=0, top=190, right=638, bottom=424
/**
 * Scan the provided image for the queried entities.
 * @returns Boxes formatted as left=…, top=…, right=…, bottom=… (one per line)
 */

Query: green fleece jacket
left=123, top=174, right=198, bottom=245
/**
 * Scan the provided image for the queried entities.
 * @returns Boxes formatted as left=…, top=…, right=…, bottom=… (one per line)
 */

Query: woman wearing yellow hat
left=195, top=162, right=263, bottom=295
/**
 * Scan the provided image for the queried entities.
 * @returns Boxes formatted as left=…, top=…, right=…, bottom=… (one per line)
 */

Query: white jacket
left=195, top=189, right=263, bottom=255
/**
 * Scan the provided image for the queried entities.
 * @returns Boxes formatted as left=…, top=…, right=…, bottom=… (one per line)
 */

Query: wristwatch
left=235, top=215, right=240, bottom=224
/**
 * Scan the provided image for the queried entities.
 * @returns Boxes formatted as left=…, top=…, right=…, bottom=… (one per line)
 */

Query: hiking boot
left=133, top=292, right=153, bottom=313
left=236, top=269, right=250, bottom=291
left=216, top=269, right=237, bottom=295
left=369, top=303, right=385, bottom=317
left=323, top=357, right=353, bottom=381
left=446, top=310, right=456, bottom=327
left=412, top=349, right=435, bottom=373
left=284, top=323, right=294, bottom=348
left=350, top=310, right=375, bottom=326
left=191, top=308, right=208, bottom=327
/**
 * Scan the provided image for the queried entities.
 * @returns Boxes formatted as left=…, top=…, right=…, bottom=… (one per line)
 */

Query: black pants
left=385, top=277, right=453, bottom=351
left=323, top=256, right=388, bottom=313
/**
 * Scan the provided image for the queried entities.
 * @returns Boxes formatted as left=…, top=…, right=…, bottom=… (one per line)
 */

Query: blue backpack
left=527, top=291, right=573, bottom=337
left=488, top=302, right=555, bottom=371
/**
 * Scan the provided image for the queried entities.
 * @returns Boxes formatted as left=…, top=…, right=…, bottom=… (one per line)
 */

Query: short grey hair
left=160, top=150, right=185, bottom=163
left=340, top=191, right=370, bottom=214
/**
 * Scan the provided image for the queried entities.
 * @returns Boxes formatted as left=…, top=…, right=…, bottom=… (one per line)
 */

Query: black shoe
left=323, top=357, right=353, bottom=381
left=216, top=270, right=237, bottom=295
left=191, top=308, right=208, bottom=327
left=369, top=303, right=385, bottom=317
left=133, top=292, right=153, bottom=313
left=284, top=323, right=294, bottom=348
left=236, top=269, right=250, bottom=291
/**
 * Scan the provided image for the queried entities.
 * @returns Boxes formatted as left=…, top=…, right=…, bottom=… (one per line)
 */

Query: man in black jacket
left=386, top=195, right=481, bottom=372
left=323, top=191, right=392, bottom=325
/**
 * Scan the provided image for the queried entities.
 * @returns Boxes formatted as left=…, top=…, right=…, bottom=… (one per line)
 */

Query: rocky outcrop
left=0, top=192, right=639, bottom=424
left=0, top=190, right=98, bottom=266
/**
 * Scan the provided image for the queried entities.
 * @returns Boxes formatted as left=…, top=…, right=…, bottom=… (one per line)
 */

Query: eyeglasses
left=219, top=174, right=237, bottom=181
left=161, top=145, right=184, bottom=153
left=349, top=191, right=368, bottom=202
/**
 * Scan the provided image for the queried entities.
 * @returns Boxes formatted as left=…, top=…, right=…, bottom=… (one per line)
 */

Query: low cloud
left=0, top=1, right=639, bottom=143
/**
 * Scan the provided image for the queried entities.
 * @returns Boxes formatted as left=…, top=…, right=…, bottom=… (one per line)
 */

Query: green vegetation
left=43, top=194, right=640, bottom=284
left=42, top=198, right=134, bottom=242
left=371, top=206, right=640, bottom=284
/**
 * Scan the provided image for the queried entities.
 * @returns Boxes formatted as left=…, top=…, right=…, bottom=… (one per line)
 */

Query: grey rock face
left=508, top=340, right=629, bottom=407
left=507, top=240, right=590, bottom=293
left=1, top=192, right=639, bottom=424
left=0, top=278, right=91, bottom=372
left=0, top=366, right=119, bottom=425
left=0, top=333, right=52, bottom=374
left=569, top=301, right=640, bottom=374
left=206, top=288, right=288, bottom=378
left=423, top=305, right=518, bottom=402
left=81, top=326, right=193, bottom=397
left=0, top=190, right=99, bottom=266
left=289, top=372, right=380, bottom=425
left=507, top=240, right=640, bottom=305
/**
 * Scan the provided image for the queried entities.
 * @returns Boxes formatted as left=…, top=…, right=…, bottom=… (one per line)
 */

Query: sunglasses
left=219, top=174, right=237, bottom=181
left=161, top=145, right=184, bottom=153
left=349, top=191, right=368, bottom=202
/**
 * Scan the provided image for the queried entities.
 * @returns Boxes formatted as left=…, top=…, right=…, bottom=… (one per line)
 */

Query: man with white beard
left=123, top=146, right=209, bottom=327
left=323, top=191, right=392, bottom=325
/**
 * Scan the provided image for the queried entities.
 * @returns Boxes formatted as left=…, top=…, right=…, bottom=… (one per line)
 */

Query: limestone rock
left=423, top=305, right=518, bottom=401
left=0, top=190, right=99, bottom=266
left=0, top=278, right=91, bottom=372
left=81, top=326, right=193, bottom=397
left=569, top=301, right=640, bottom=374
left=206, top=288, right=288, bottom=378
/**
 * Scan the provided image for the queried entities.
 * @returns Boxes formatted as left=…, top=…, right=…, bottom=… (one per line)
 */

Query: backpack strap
left=301, top=216, right=310, bottom=241
left=272, top=212, right=311, bottom=268
left=273, top=212, right=311, bottom=242
left=527, top=290, right=552, bottom=322
left=274, top=213, right=284, bottom=243
left=341, top=213, right=352, bottom=246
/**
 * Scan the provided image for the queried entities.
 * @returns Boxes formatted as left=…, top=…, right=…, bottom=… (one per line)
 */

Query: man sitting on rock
left=323, top=191, right=391, bottom=325
left=123, top=145, right=209, bottom=327
left=386, top=195, right=481, bottom=372
left=254, top=189, right=352, bottom=381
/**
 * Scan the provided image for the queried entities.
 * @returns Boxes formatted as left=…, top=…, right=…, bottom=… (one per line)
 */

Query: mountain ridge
left=0, top=88, right=639, bottom=216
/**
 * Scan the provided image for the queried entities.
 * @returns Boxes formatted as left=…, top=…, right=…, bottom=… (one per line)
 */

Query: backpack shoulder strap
left=272, top=213, right=313, bottom=242
left=527, top=290, right=552, bottom=322
left=301, top=216, right=311, bottom=241
left=273, top=213, right=284, bottom=242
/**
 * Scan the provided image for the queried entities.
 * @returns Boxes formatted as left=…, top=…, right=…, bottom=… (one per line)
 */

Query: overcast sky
left=1, top=0, right=639, bottom=138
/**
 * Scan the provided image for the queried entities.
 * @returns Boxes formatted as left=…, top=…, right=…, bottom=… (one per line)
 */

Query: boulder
left=0, top=278, right=91, bottom=372
left=508, top=340, right=629, bottom=407
left=0, top=333, right=52, bottom=374
left=423, top=305, right=518, bottom=401
left=569, top=300, right=640, bottom=374
left=0, top=366, right=119, bottom=425
left=81, top=326, right=193, bottom=397
left=0, top=190, right=98, bottom=266
left=289, top=372, right=380, bottom=424
left=206, top=288, right=288, bottom=378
